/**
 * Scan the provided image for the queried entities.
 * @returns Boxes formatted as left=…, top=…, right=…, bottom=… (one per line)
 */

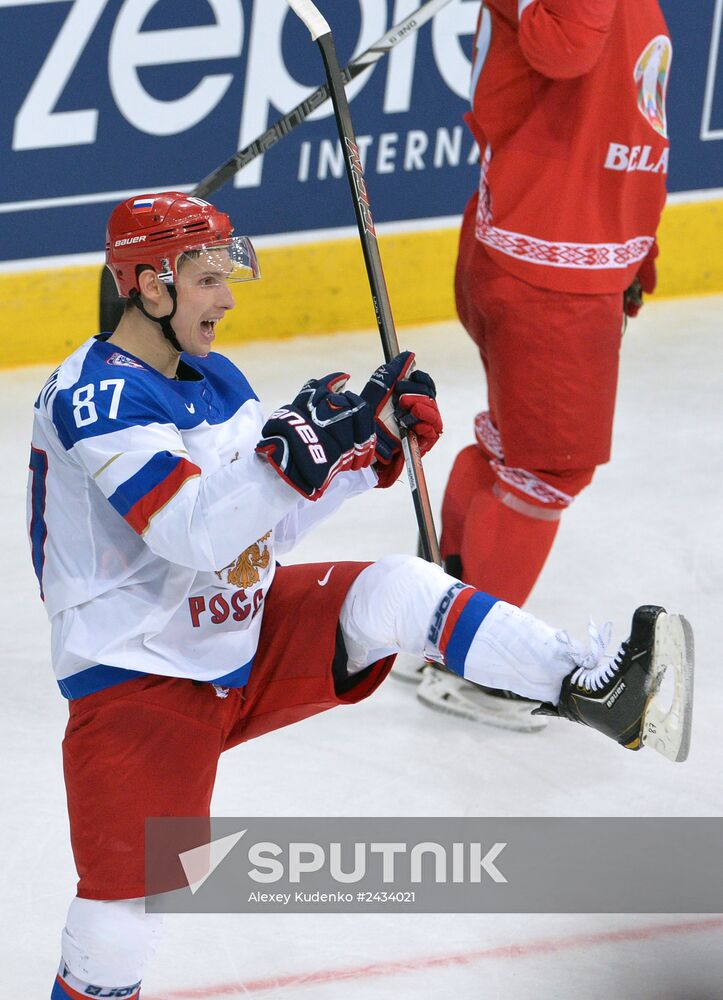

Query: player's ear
left=137, top=267, right=166, bottom=304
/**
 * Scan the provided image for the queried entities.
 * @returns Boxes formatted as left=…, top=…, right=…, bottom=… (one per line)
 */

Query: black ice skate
left=534, top=606, right=694, bottom=762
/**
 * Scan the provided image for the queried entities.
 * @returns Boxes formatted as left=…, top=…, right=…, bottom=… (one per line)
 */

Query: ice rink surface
left=3, top=295, right=722, bottom=998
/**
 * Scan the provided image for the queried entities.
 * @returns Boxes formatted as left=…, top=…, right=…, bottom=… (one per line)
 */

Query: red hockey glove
left=360, top=351, right=443, bottom=489
left=624, top=242, right=658, bottom=318
left=256, top=373, right=376, bottom=500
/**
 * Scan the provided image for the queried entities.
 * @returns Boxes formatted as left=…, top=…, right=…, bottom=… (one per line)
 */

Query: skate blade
left=416, top=669, right=548, bottom=733
left=641, top=613, right=694, bottom=763
left=390, top=654, right=428, bottom=684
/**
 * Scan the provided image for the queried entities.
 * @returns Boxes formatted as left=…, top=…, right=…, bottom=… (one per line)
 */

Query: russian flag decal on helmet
left=132, top=198, right=155, bottom=213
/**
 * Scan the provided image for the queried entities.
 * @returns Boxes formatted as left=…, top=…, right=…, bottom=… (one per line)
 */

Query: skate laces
left=556, top=620, right=617, bottom=692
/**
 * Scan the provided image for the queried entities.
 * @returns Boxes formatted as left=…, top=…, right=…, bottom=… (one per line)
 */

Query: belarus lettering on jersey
left=604, top=144, right=669, bottom=174
left=28, top=335, right=374, bottom=698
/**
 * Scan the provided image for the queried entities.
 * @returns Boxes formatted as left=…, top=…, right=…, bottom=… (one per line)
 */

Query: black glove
left=256, top=373, right=376, bottom=500
left=361, top=351, right=442, bottom=488
left=624, top=241, right=658, bottom=318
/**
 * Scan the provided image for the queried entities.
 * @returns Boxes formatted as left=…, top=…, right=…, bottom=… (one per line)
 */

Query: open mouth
left=200, top=319, right=217, bottom=338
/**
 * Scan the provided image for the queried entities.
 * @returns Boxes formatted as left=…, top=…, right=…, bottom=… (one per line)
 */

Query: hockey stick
left=287, top=0, right=441, bottom=564
left=99, top=0, right=453, bottom=332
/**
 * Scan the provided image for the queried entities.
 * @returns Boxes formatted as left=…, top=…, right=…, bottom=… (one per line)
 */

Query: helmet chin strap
left=129, top=285, right=183, bottom=354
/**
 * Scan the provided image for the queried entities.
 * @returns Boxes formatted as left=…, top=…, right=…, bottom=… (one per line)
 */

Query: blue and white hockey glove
left=360, top=351, right=442, bottom=488
left=256, top=373, right=376, bottom=500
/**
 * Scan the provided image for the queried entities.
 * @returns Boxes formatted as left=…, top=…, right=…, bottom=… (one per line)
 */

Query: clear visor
left=169, top=236, right=260, bottom=287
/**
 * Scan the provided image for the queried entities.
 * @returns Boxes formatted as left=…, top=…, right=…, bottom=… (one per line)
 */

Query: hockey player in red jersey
left=31, top=193, right=691, bottom=999
left=400, top=0, right=673, bottom=727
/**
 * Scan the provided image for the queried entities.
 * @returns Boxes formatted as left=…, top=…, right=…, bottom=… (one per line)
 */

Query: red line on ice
left=143, top=915, right=723, bottom=998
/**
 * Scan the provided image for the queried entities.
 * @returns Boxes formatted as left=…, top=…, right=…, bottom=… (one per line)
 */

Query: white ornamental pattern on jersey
left=475, top=148, right=655, bottom=271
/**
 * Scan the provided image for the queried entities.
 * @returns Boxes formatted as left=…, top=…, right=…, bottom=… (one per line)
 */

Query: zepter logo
left=634, top=35, right=672, bottom=138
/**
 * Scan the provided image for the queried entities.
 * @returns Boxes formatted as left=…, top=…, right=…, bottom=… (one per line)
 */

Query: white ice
left=3, top=296, right=722, bottom=998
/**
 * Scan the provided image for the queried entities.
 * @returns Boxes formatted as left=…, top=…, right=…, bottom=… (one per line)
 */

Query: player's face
left=171, top=251, right=236, bottom=356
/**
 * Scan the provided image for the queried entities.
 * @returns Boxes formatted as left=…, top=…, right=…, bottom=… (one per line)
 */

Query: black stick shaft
left=193, top=70, right=351, bottom=199
left=316, top=31, right=441, bottom=565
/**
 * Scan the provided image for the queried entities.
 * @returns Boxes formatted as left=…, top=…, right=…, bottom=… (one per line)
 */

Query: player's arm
left=517, top=0, right=616, bottom=79
left=273, top=465, right=378, bottom=555
left=51, top=382, right=298, bottom=573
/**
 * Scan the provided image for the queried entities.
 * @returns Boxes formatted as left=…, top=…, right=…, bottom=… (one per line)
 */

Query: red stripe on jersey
left=124, top=457, right=200, bottom=535
left=439, top=587, right=476, bottom=657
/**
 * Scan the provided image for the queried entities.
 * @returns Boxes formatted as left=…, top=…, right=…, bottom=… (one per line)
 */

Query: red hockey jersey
left=469, top=0, right=671, bottom=293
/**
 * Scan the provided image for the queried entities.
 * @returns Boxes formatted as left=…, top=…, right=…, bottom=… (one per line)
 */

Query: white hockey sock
left=340, top=556, right=573, bottom=702
left=58, top=896, right=162, bottom=994
left=429, top=590, right=573, bottom=703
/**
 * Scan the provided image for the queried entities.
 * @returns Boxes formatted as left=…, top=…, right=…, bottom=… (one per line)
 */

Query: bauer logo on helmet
left=114, top=235, right=148, bottom=248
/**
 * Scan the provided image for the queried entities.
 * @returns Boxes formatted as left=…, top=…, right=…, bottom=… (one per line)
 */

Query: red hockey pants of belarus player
left=441, top=193, right=625, bottom=606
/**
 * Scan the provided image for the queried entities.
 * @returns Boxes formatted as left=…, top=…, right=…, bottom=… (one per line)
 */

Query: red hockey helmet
left=105, top=192, right=260, bottom=297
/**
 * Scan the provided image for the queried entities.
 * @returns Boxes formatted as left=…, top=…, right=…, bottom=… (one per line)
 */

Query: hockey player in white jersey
left=29, top=192, right=693, bottom=1000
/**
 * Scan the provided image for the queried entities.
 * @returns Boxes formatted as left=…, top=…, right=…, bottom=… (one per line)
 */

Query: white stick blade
left=286, top=0, right=330, bottom=40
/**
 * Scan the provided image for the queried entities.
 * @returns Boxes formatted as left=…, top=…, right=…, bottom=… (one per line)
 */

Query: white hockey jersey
left=28, top=336, right=376, bottom=698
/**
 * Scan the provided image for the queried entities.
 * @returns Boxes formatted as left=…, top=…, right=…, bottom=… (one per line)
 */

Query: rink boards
left=1, top=0, right=722, bottom=367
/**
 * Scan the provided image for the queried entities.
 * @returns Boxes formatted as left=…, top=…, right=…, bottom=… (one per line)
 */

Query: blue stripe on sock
left=445, top=592, right=499, bottom=676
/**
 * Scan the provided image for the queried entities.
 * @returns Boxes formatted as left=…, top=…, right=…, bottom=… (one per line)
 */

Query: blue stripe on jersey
left=195, top=351, right=259, bottom=408
left=211, top=657, right=254, bottom=688
left=444, top=592, right=499, bottom=676
left=57, top=664, right=147, bottom=699
left=29, top=447, right=49, bottom=600
left=51, top=339, right=258, bottom=449
left=108, top=451, right=185, bottom=517
left=58, top=659, right=254, bottom=698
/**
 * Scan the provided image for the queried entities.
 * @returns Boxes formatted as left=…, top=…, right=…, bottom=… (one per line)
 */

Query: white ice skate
left=392, top=651, right=547, bottom=732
